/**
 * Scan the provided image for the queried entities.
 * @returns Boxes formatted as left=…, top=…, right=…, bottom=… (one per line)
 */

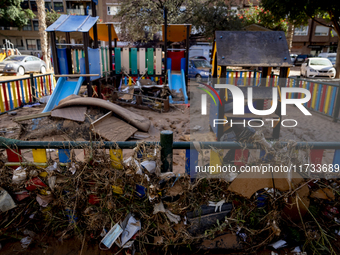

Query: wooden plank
left=139, top=48, right=146, bottom=75
left=14, top=111, right=51, bottom=122
left=91, top=111, right=137, bottom=141
left=131, top=48, right=138, bottom=75
left=51, top=106, right=87, bottom=122
left=155, top=48, right=162, bottom=75
left=122, top=47, right=130, bottom=74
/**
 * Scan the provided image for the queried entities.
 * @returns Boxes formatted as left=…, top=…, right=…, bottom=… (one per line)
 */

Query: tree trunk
left=36, top=0, right=51, bottom=70
left=286, top=23, right=294, bottom=53
left=336, top=39, right=340, bottom=79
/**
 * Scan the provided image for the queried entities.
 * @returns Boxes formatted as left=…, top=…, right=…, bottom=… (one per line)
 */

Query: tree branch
left=304, top=11, right=333, bottom=28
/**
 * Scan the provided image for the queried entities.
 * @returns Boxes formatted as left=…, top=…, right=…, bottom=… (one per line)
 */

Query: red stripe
left=201, top=83, right=223, bottom=106
left=15, top=81, right=21, bottom=107
left=319, top=85, right=327, bottom=112
left=2, top=83, right=9, bottom=111
left=159, top=78, right=162, bottom=85
left=271, top=75, right=275, bottom=87
left=234, top=149, right=249, bottom=166
left=307, top=83, right=313, bottom=108
left=310, top=149, right=324, bottom=172
left=48, top=75, right=52, bottom=94
left=27, top=79, right=32, bottom=103
left=40, top=76, right=44, bottom=96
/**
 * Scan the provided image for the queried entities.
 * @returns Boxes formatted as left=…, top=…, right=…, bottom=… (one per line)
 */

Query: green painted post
left=75, top=50, right=79, bottom=73
left=101, top=47, right=104, bottom=73
left=115, top=48, right=121, bottom=74
left=147, top=48, right=154, bottom=75
left=160, top=130, right=173, bottom=172
left=131, top=48, right=137, bottom=75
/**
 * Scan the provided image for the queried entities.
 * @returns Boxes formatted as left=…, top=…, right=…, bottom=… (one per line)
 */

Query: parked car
left=318, top=52, right=336, bottom=58
left=0, top=55, right=47, bottom=75
left=294, top=54, right=314, bottom=66
left=327, top=56, right=336, bottom=66
left=300, top=57, right=336, bottom=78
left=290, top=54, right=298, bottom=64
left=188, top=59, right=211, bottom=82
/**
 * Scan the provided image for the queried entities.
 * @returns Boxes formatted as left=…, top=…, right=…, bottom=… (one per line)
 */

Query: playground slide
left=42, top=76, right=84, bottom=113
left=0, top=53, right=6, bottom=62
left=168, top=69, right=188, bottom=104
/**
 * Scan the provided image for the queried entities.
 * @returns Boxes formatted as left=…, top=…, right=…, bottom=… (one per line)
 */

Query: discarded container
left=135, top=184, right=146, bottom=198
left=0, top=188, right=16, bottom=212
left=116, top=214, right=141, bottom=247
left=112, top=185, right=124, bottom=195
left=141, top=160, right=156, bottom=174
left=15, top=191, right=30, bottom=201
left=12, top=166, right=27, bottom=184
left=100, top=223, right=123, bottom=250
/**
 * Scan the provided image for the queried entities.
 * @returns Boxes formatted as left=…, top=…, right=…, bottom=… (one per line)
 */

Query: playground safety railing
left=0, top=73, right=55, bottom=114
left=1, top=131, right=340, bottom=175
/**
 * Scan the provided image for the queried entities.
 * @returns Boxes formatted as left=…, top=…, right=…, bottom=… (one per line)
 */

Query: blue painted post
left=43, top=75, right=47, bottom=96
left=315, top=84, right=323, bottom=111
left=7, top=82, right=13, bottom=110
left=226, top=71, right=229, bottom=84
left=20, top=80, right=25, bottom=105
left=253, top=70, right=257, bottom=86
left=333, top=150, right=340, bottom=168
left=34, top=78, right=38, bottom=99
left=185, top=149, right=198, bottom=179
left=59, top=149, right=71, bottom=163
left=329, top=87, right=337, bottom=116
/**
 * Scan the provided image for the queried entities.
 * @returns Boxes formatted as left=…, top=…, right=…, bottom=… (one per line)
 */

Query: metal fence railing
left=0, top=73, right=55, bottom=114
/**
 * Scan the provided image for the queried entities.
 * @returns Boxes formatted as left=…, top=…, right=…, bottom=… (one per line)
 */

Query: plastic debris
left=208, top=199, right=226, bottom=212
left=36, top=194, right=53, bottom=207
left=153, top=201, right=166, bottom=214
left=0, top=188, right=16, bottom=212
left=20, top=236, right=32, bottom=249
left=39, top=95, right=51, bottom=104
left=12, top=166, right=27, bottom=184
left=117, top=214, right=141, bottom=247
left=269, top=240, right=287, bottom=249
left=14, top=191, right=30, bottom=201
left=100, top=223, right=123, bottom=250
left=141, top=160, right=156, bottom=174
left=165, top=210, right=181, bottom=224
left=291, top=246, right=302, bottom=253
left=25, top=177, right=47, bottom=191
left=45, top=162, right=58, bottom=173
left=48, top=176, right=57, bottom=191
left=69, top=163, right=77, bottom=175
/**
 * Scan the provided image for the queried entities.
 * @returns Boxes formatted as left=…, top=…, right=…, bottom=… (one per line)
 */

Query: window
left=26, top=39, right=36, bottom=50
left=37, top=39, right=41, bottom=50
left=15, top=39, right=24, bottom=49
left=22, top=22, right=32, bottom=31
left=45, top=2, right=52, bottom=11
left=33, top=21, right=39, bottom=31
left=30, top=1, right=37, bottom=11
left=54, top=2, right=64, bottom=12
left=294, top=25, right=308, bottom=36
left=315, top=26, right=329, bottom=36
left=107, top=6, right=119, bottom=15
left=21, top=1, right=29, bottom=9
left=331, top=29, right=338, bottom=36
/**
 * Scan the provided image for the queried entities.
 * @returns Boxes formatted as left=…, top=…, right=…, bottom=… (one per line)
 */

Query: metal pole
left=164, top=8, right=168, bottom=76
left=108, top=24, right=113, bottom=73
left=83, top=32, right=92, bottom=97
left=185, top=25, right=190, bottom=88
left=91, top=0, right=98, bottom=49
left=30, top=73, right=37, bottom=103
left=160, top=130, right=173, bottom=172
left=333, top=81, right=340, bottom=122
left=65, top=32, right=73, bottom=74
left=50, top=31, right=59, bottom=75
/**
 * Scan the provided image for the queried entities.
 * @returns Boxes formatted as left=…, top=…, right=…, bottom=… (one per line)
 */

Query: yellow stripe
left=302, top=81, right=306, bottom=89
left=311, top=83, right=318, bottom=109
left=324, top=86, right=332, bottom=114
left=11, top=82, right=18, bottom=108
left=209, top=150, right=222, bottom=175
left=230, top=72, right=234, bottom=85
left=110, top=149, right=123, bottom=169
left=0, top=85, right=4, bottom=112
left=265, top=76, right=269, bottom=87
left=243, top=72, right=246, bottom=85
left=128, top=77, right=132, bottom=86
left=37, top=77, right=41, bottom=97
left=32, top=149, right=47, bottom=163
left=45, top=76, right=50, bottom=95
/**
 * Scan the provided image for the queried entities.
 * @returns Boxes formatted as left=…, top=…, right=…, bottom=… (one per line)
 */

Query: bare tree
left=36, top=0, right=50, bottom=70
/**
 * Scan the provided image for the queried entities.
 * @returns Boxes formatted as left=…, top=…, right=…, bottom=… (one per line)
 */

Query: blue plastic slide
left=42, top=76, right=84, bottom=113
left=168, top=69, right=188, bottom=104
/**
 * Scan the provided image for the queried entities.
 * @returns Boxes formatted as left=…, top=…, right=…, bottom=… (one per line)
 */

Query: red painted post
left=27, top=79, right=32, bottom=103
left=6, top=148, right=22, bottom=168
left=15, top=81, right=21, bottom=107
left=48, top=75, right=52, bottom=94
left=40, top=76, right=44, bottom=96
left=234, top=149, right=249, bottom=166
left=319, top=85, right=327, bottom=112
left=2, top=83, right=9, bottom=111
left=248, top=71, right=251, bottom=86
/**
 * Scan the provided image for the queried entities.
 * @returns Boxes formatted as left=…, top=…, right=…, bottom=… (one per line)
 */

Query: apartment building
left=292, top=18, right=338, bottom=56
left=0, top=0, right=103, bottom=55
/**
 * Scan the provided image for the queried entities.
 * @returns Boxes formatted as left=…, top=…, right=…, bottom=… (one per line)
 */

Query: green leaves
left=0, top=0, right=35, bottom=28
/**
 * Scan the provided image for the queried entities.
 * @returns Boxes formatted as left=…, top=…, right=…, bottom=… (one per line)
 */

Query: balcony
left=66, top=8, right=92, bottom=15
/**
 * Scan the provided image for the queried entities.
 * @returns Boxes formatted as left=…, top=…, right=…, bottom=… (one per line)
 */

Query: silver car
left=0, top=55, right=47, bottom=75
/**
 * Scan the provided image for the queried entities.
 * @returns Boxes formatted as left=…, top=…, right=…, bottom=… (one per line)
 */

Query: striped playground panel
left=0, top=74, right=54, bottom=113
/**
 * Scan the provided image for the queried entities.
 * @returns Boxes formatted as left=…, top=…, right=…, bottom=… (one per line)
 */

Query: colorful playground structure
left=0, top=39, right=22, bottom=62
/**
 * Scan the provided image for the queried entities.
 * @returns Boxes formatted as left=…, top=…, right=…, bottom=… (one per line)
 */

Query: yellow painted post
left=209, top=149, right=222, bottom=175
left=24, top=79, right=29, bottom=103
left=243, top=72, right=246, bottom=85
left=265, top=75, right=269, bottom=87
left=128, top=77, right=132, bottom=86
left=33, top=149, right=48, bottom=171
left=110, top=149, right=123, bottom=169
left=37, top=76, right=41, bottom=97
left=0, top=84, right=4, bottom=112
left=324, top=86, right=332, bottom=114
left=230, top=72, right=234, bottom=85
left=311, top=83, right=318, bottom=109
left=155, top=77, right=158, bottom=82
left=46, top=75, right=50, bottom=95
left=11, top=82, right=18, bottom=108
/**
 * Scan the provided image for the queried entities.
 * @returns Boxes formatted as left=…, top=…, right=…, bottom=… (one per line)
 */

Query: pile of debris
left=1, top=138, right=340, bottom=254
